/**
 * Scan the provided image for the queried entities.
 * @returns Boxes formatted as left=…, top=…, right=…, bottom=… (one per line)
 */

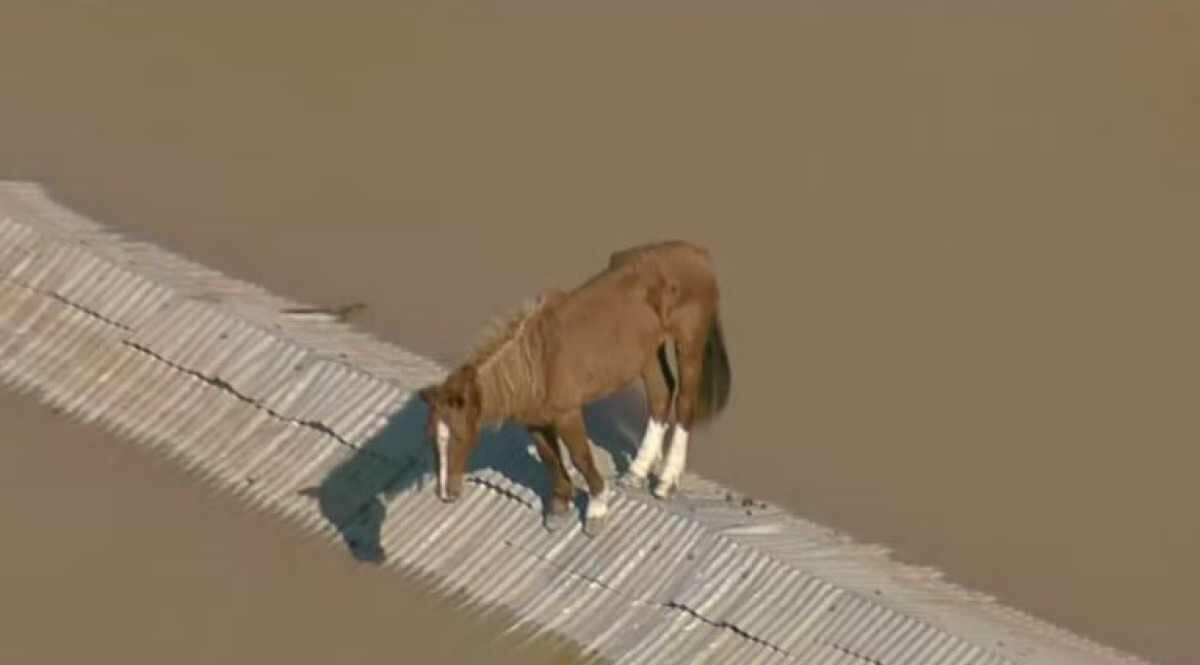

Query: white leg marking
left=586, top=485, right=611, bottom=520
left=556, top=437, right=578, bottom=482
left=627, top=418, right=668, bottom=478
left=436, top=420, right=450, bottom=501
left=584, top=480, right=613, bottom=536
left=655, top=425, right=689, bottom=496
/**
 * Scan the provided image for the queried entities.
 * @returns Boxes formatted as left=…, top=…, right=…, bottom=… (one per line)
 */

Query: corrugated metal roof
left=0, top=181, right=1160, bottom=665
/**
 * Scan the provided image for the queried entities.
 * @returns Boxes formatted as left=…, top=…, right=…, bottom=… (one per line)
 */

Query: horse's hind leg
left=555, top=410, right=612, bottom=537
left=620, top=344, right=675, bottom=490
left=530, top=426, right=575, bottom=533
left=655, top=322, right=705, bottom=499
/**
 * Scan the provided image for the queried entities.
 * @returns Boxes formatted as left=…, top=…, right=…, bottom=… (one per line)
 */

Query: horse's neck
left=475, top=335, right=542, bottom=425
left=476, top=371, right=509, bottom=427
left=468, top=294, right=555, bottom=425
left=476, top=365, right=529, bottom=426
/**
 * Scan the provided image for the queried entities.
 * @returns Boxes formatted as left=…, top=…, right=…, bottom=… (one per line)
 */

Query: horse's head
left=418, top=365, right=482, bottom=503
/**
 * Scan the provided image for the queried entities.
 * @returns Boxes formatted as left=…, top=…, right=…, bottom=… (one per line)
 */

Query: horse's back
left=552, top=239, right=718, bottom=333
left=537, top=241, right=720, bottom=409
left=607, top=240, right=717, bottom=297
left=608, top=240, right=712, bottom=271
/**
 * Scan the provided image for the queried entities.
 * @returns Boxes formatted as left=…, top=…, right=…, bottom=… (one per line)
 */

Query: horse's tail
left=694, top=309, right=732, bottom=425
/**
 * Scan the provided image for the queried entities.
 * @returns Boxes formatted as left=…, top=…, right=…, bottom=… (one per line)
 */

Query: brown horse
left=419, top=240, right=731, bottom=536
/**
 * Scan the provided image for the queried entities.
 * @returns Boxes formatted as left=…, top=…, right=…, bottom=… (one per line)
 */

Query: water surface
left=1, top=2, right=1196, bottom=663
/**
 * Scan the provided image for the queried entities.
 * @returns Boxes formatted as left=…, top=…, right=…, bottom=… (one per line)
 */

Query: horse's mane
left=465, top=291, right=557, bottom=424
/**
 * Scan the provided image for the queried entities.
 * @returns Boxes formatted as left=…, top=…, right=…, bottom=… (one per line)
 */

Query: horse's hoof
left=583, top=514, right=609, bottom=538
left=618, top=473, right=648, bottom=490
left=543, top=510, right=572, bottom=533
left=652, top=479, right=677, bottom=500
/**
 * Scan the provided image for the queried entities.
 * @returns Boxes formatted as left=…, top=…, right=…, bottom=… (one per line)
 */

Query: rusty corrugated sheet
left=0, top=181, right=1158, bottom=665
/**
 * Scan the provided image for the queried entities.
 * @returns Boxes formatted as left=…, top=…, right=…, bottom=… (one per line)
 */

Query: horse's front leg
left=530, top=426, right=574, bottom=532
left=556, top=410, right=612, bottom=537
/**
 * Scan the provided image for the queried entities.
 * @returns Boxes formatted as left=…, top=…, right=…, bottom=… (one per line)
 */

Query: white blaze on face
left=628, top=418, right=668, bottom=478
left=436, top=419, right=451, bottom=501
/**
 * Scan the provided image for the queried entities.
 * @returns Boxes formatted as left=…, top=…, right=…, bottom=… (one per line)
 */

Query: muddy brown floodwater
left=0, top=392, right=587, bottom=664
left=1, top=2, right=1197, bottom=664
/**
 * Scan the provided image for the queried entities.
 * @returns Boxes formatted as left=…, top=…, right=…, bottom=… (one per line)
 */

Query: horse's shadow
left=299, top=386, right=649, bottom=564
